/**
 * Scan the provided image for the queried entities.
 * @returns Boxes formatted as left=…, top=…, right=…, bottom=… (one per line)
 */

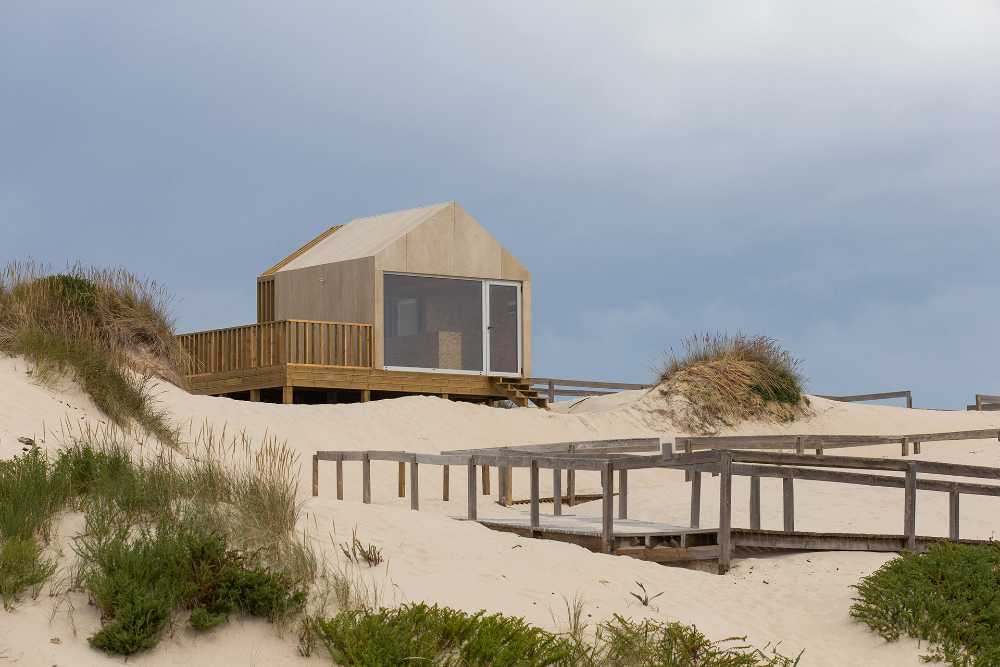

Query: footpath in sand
left=2, top=355, right=1000, bottom=666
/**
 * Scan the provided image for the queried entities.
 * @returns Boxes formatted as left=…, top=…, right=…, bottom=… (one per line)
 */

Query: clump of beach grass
left=0, top=260, right=183, bottom=443
left=657, top=333, right=809, bottom=434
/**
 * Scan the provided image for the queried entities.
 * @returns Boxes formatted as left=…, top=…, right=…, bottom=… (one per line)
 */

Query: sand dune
left=2, top=355, right=999, bottom=666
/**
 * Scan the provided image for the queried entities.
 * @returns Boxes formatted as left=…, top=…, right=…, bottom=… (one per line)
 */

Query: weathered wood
left=749, top=476, right=761, bottom=530
left=718, top=451, right=733, bottom=574
left=336, top=456, right=344, bottom=500
left=413, top=454, right=469, bottom=465
left=904, top=464, right=917, bottom=550
left=466, top=459, right=477, bottom=520
left=818, top=390, right=912, bottom=405
left=616, top=544, right=721, bottom=563
left=690, top=470, right=702, bottom=528
left=795, top=437, right=804, bottom=455
left=482, top=465, right=490, bottom=495
left=361, top=452, right=371, bottom=504
left=782, top=478, right=794, bottom=533
left=949, top=489, right=960, bottom=540
left=552, top=468, right=562, bottom=516
left=618, top=468, right=628, bottom=520
left=567, top=468, right=576, bottom=506
left=442, top=465, right=450, bottom=501
left=505, top=463, right=513, bottom=505
left=601, top=461, right=615, bottom=553
left=398, top=461, right=406, bottom=497
left=901, top=437, right=909, bottom=457
left=311, top=454, right=319, bottom=497
left=282, top=385, right=294, bottom=404
left=527, top=377, right=649, bottom=391
left=249, top=389, right=261, bottom=402
left=410, top=459, right=419, bottom=511
left=529, top=460, right=540, bottom=533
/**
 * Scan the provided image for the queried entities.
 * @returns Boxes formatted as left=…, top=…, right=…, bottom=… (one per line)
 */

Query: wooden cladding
left=178, top=320, right=373, bottom=375
left=257, top=278, right=276, bottom=323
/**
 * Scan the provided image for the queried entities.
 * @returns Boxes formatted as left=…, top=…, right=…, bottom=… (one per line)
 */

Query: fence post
left=529, top=459, right=540, bottom=534
left=312, top=454, right=319, bottom=497
left=466, top=457, right=477, bottom=520
left=904, top=463, right=917, bottom=550
left=782, top=478, right=794, bottom=532
left=398, top=461, right=406, bottom=497
left=795, top=437, right=804, bottom=455
left=906, top=391, right=913, bottom=409
left=683, top=439, right=692, bottom=481
left=689, top=470, right=702, bottom=528
left=548, top=379, right=556, bottom=404
left=552, top=467, right=562, bottom=516
left=618, top=468, right=628, bottom=520
left=336, top=453, right=344, bottom=500
left=567, top=469, right=576, bottom=506
left=442, top=464, right=450, bottom=501
left=901, top=437, right=910, bottom=457
left=362, top=452, right=371, bottom=504
left=601, top=460, right=615, bottom=553
left=505, top=464, right=513, bottom=506
left=948, top=487, right=960, bottom=541
left=410, top=456, right=419, bottom=511
left=481, top=465, right=490, bottom=495
left=718, top=451, right=733, bottom=574
left=749, top=475, right=761, bottom=530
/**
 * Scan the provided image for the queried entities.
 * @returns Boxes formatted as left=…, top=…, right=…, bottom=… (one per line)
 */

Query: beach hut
left=178, top=202, right=544, bottom=407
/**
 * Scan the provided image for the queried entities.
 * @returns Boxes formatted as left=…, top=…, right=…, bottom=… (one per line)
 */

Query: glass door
left=486, top=282, right=521, bottom=376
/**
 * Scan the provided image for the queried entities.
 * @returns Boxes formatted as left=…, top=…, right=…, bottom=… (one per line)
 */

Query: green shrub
left=851, top=542, right=1000, bottom=665
left=0, top=537, right=57, bottom=610
left=309, top=604, right=798, bottom=667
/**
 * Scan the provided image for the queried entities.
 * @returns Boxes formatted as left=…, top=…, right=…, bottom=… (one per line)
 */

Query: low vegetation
left=658, top=333, right=808, bottom=434
left=0, top=261, right=183, bottom=442
left=306, top=603, right=800, bottom=666
left=0, top=423, right=311, bottom=655
left=851, top=543, right=1000, bottom=665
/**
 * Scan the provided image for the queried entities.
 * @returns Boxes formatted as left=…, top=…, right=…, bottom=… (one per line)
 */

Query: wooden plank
left=949, top=489, right=960, bottom=540
left=690, top=470, right=702, bottom=528
left=410, top=459, right=419, bottom=511
left=616, top=544, right=721, bottom=563
left=818, top=390, right=911, bottom=403
left=783, top=478, right=794, bottom=533
left=749, top=476, right=761, bottom=530
left=362, top=452, right=371, bottom=504
left=466, top=459, right=477, bottom=520
left=718, top=451, right=733, bottom=574
left=553, top=468, right=562, bottom=516
left=529, top=460, right=540, bottom=533
left=311, top=454, right=319, bottom=497
left=527, top=377, right=649, bottom=390
left=601, top=461, right=614, bottom=553
left=413, top=454, right=471, bottom=465
left=336, top=457, right=344, bottom=500
left=442, top=464, right=450, bottom=502
left=733, top=451, right=911, bottom=471
left=282, top=385, right=294, bottom=404
left=904, top=464, right=917, bottom=550
left=618, top=468, right=628, bottom=520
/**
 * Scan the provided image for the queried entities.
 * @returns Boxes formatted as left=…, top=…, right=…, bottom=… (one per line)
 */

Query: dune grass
left=658, top=333, right=808, bottom=434
left=0, top=261, right=182, bottom=443
left=851, top=543, right=1000, bottom=665
left=307, top=604, right=800, bottom=666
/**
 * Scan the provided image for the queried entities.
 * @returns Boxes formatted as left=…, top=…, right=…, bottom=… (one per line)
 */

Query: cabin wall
left=273, top=257, right=375, bottom=324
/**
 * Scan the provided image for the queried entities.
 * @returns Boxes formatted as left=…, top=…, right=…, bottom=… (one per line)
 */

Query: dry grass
left=658, top=333, right=809, bottom=434
left=0, top=261, right=184, bottom=443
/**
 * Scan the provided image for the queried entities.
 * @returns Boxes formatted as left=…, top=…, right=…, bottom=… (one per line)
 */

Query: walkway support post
left=690, top=470, right=702, bottom=528
left=336, top=453, right=344, bottom=500
left=466, top=457, right=477, bottom=520
left=442, top=465, right=450, bottom=501
left=749, top=475, right=761, bottom=530
left=362, top=452, right=371, bottom=504
left=783, top=478, right=795, bottom=532
left=948, top=488, right=960, bottom=541
left=553, top=467, right=562, bottom=516
left=529, top=459, right=540, bottom=534
left=311, top=454, right=319, bottom=497
left=409, top=456, right=419, bottom=511
left=618, top=469, right=628, bottom=520
left=904, top=463, right=917, bottom=550
left=718, top=451, right=733, bottom=574
left=601, top=461, right=614, bottom=553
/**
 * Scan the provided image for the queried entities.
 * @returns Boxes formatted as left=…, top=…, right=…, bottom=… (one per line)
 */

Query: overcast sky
left=3, top=2, right=999, bottom=407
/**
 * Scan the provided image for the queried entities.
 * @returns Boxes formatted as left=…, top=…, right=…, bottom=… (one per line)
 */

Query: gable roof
left=265, top=202, right=452, bottom=275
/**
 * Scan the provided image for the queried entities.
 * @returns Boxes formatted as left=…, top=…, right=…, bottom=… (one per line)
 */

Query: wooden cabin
left=178, top=202, right=547, bottom=407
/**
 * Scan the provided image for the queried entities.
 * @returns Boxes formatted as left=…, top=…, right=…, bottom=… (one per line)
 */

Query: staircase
left=492, top=378, right=549, bottom=409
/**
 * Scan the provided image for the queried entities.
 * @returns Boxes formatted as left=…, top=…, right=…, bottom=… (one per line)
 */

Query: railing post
left=336, top=453, right=344, bottom=500
left=466, top=457, right=477, bottom=520
left=949, top=487, right=960, bottom=541
left=601, top=460, right=615, bottom=553
left=481, top=465, right=490, bottom=495
left=529, top=459, right=540, bottom=534
left=913, top=440, right=921, bottom=455
left=362, top=452, right=371, bottom=504
left=906, top=391, right=913, bottom=409
left=548, top=379, right=555, bottom=403
left=782, top=478, right=795, bottom=532
left=683, top=439, right=692, bottom=481
left=498, top=465, right=508, bottom=505
left=749, top=475, right=761, bottom=530
left=552, top=467, right=562, bottom=516
left=904, top=463, right=917, bottom=550
left=442, top=464, right=450, bottom=501
left=718, top=451, right=733, bottom=574
left=618, top=468, right=628, bottom=520
left=901, top=437, right=910, bottom=457
left=398, top=462, right=406, bottom=498
left=409, top=456, right=419, bottom=511
left=795, top=437, right=804, bottom=455
left=312, top=454, right=319, bottom=497
left=690, top=470, right=702, bottom=528
left=504, top=463, right=513, bottom=506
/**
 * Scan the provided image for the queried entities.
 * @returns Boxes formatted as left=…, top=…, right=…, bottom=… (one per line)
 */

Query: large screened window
left=384, top=274, right=484, bottom=372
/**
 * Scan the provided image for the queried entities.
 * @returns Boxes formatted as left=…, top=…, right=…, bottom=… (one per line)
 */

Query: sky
left=2, top=2, right=999, bottom=408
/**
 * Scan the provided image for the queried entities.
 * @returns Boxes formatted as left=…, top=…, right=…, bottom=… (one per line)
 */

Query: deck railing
left=178, top=319, right=373, bottom=375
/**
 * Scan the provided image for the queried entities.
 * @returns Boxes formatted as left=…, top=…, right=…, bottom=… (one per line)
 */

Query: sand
left=2, top=355, right=1000, bottom=666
